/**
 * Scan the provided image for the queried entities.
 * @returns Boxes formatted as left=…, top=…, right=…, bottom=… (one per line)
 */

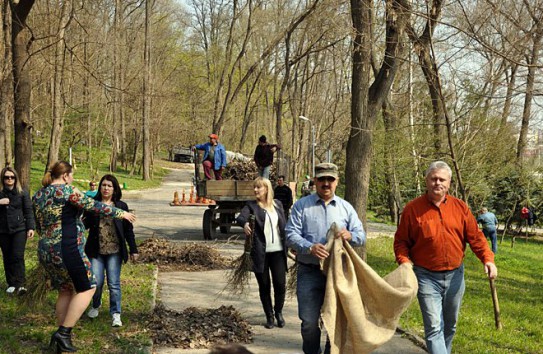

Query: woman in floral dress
left=33, top=161, right=136, bottom=353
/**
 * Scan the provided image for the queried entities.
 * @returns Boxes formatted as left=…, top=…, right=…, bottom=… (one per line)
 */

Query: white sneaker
left=87, top=307, right=99, bottom=319
left=6, top=287, right=15, bottom=294
left=112, top=313, right=122, bottom=327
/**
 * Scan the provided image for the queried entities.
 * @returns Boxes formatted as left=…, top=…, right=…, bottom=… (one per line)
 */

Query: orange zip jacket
left=394, top=194, right=494, bottom=271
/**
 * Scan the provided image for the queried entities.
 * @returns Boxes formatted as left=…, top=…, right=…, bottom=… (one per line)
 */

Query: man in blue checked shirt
left=286, top=162, right=365, bottom=354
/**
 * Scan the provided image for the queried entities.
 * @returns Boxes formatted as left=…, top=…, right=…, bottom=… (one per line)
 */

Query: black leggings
left=254, top=251, right=287, bottom=315
left=0, top=230, right=28, bottom=288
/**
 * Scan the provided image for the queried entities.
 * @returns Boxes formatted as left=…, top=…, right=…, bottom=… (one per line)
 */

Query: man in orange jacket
left=394, top=161, right=497, bottom=354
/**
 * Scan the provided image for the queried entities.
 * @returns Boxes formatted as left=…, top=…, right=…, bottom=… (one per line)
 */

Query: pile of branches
left=223, top=160, right=277, bottom=181
left=138, top=237, right=230, bottom=271
left=148, top=303, right=253, bottom=349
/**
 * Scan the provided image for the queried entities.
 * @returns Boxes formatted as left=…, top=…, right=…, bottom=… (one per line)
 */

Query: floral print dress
left=32, top=184, right=125, bottom=292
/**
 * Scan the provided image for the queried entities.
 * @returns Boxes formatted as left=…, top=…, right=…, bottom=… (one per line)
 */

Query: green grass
left=28, top=138, right=169, bottom=194
left=0, top=237, right=156, bottom=353
left=367, top=235, right=543, bottom=354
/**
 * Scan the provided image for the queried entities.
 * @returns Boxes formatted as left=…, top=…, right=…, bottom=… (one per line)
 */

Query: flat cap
left=315, top=163, right=338, bottom=179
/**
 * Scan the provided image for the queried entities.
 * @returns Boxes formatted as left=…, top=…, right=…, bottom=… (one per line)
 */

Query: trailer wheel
left=219, top=213, right=234, bottom=234
left=203, top=209, right=216, bottom=240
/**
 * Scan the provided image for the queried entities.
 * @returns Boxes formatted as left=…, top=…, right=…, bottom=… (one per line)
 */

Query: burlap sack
left=321, top=237, right=418, bottom=354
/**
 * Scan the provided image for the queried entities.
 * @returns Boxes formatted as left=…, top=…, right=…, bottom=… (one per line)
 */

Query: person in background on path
left=236, top=177, right=287, bottom=329
left=84, top=174, right=139, bottom=327
left=273, top=175, right=293, bottom=218
left=286, top=163, right=365, bottom=354
left=254, top=135, right=280, bottom=179
left=394, top=161, right=497, bottom=354
left=0, top=167, right=35, bottom=296
left=477, top=207, right=498, bottom=254
left=33, top=161, right=136, bottom=353
left=85, top=181, right=98, bottom=198
left=301, top=175, right=312, bottom=197
left=195, top=133, right=227, bottom=180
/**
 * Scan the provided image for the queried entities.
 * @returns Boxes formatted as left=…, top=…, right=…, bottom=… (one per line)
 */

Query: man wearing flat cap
left=286, top=162, right=365, bottom=354
left=194, top=134, right=227, bottom=180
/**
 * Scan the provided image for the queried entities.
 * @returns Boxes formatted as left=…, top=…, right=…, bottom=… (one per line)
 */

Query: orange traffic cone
left=181, top=188, right=186, bottom=203
left=172, top=191, right=181, bottom=206
left=188, top=186, right=195, bottom=203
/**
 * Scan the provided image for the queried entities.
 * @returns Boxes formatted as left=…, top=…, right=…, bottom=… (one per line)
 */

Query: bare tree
left=142, top=0, right=152, bottom=180
left=345, top=0, right=410, bottom=226
left=46, top=0, right=72, bottom=169
left=11, top=0, right=35, bottom=189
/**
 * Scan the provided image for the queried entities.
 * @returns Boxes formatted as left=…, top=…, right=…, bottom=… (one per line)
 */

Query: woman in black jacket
left=0, top=167, right=35, bottom=295
left=236, top=177, right=287, bottom=329
left=83, top=174, right=138, bottom=327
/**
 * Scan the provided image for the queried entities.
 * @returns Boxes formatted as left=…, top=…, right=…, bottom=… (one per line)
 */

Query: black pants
left=254, top=251, right=287, bottom=315
left=0, top=230, right=28, bottom=288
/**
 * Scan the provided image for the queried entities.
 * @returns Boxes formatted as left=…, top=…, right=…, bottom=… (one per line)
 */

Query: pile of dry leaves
left=138, top=237, right=231, bottom=271
left=148, top=303, right=253, bottom=349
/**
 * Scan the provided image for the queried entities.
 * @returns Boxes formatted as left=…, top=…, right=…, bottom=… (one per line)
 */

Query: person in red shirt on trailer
left=394, top=161, right=498, bottom=354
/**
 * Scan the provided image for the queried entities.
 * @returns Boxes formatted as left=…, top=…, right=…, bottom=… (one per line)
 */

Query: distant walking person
left=273, top=176, right=293, bottom=218
left=254, top=135, right=280, bottom=179
left=195, top=134, right=227, bottom=180
left=0, top=167, right=35, bottom=295
left=477, top=207, right=498, bottom=254
left=394, top=161, right=497, bottom=354
left=33, top=161, right=136, bottom=352
left=84, top=174, right=139, bottom=327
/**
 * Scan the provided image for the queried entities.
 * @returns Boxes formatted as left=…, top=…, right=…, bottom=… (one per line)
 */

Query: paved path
left=124, top=167, right=427, bottom=354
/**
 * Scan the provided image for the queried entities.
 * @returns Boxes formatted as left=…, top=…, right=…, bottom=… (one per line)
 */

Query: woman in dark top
left=84, top=174, right=138, bottom=328
left=0, top=167, right=35, bottom=295
left=33, top=161, right=136, bottom=353
left=236, top=177, right=287, bottom=329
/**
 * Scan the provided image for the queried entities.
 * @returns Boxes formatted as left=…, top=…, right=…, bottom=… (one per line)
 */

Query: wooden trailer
left=196, top=180, right=254, bottom=240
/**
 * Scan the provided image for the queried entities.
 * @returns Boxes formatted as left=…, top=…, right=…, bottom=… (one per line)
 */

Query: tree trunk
left=11, top=0, right=35, bottom=189
left=46, top=0, right=71, bottom=169
left=345, top=0, right=408, bottom=231
left=142, top=0, right=151, bottom=180
left=516, top=30, right=542, bottom=164
left=382, top=98, right=401, bottom=223
left=499, top=63, right=517, bottom=132
left=0, top=1, right=12, bottom=167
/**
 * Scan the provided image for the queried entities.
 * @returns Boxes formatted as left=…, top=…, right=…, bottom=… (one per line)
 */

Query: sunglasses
left=317, top=176, right=336, bottom=182
left=3, top=176, right=15, bottom=180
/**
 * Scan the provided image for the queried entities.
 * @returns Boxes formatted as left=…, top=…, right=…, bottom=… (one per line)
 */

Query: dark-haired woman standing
left=33, top=161, right=136, bottom=353
left=84, top=174, right=138, bottom=328
left=0, top=167, right=35, bottom=295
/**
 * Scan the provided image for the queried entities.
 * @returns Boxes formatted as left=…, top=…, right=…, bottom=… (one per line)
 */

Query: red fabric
left=394, top=194, right=494, bottom=271
left=521, top=207, right=530, bottom=219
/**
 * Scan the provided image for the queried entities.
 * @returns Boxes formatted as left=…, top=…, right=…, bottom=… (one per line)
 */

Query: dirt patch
left=138, top=237, right=231, bottom=271
left=148, top=303, right=253, bottom=349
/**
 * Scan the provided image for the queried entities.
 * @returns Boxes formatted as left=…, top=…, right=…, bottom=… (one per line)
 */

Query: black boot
left=264, top=313, right=275, bottom=329
left=275, top=312, right=285, bottom=328
left=49, top=326, right=77, bottom=353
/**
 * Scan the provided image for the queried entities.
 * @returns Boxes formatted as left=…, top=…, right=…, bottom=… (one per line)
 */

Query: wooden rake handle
left=489, top=278, right=503, bottom=330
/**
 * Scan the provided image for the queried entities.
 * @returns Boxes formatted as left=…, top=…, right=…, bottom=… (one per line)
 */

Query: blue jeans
left=483, top=228, right=497, bottom=254
left=297, top=263, right=330, bottom=354
left=258, top=166, right=271, bottom=179
left=91, top=253, right=122, bottom=315
left=414, top=265, right=466, bottom=354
